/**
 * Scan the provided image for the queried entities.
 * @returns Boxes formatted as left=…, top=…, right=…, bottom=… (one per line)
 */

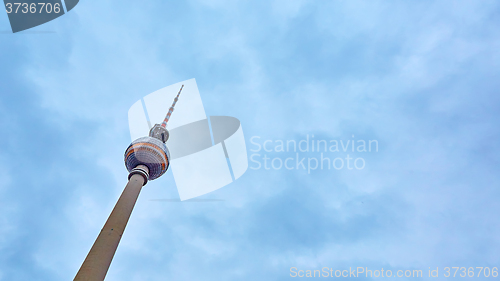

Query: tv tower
left=73, top=85, right=184, bottom=281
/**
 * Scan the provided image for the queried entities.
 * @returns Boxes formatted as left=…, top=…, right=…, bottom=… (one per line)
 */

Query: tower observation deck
left=73, top=85, right=184, bottom=281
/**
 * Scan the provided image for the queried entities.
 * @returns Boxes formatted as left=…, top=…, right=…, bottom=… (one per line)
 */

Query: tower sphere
left=124, top=136, right=170, bottom=181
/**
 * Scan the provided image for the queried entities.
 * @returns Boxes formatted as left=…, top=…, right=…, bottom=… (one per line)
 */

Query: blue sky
left=1, top=0, right=500, bottom=280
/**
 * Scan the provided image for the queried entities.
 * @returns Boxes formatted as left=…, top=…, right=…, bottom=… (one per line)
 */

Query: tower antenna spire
left=161, top=84, right=184, bottom=128
left=146, top=84, right=185, bottom=143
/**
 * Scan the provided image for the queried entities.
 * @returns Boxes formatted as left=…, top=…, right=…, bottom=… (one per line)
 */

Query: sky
left=1, top=0, right=500, bottom=280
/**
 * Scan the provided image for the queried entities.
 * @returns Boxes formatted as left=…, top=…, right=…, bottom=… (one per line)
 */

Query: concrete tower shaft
left=74, top=165, right=149, bottom=281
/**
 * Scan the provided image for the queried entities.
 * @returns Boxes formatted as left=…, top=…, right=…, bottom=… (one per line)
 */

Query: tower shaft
left=74, top=165, right=149, bottom=281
